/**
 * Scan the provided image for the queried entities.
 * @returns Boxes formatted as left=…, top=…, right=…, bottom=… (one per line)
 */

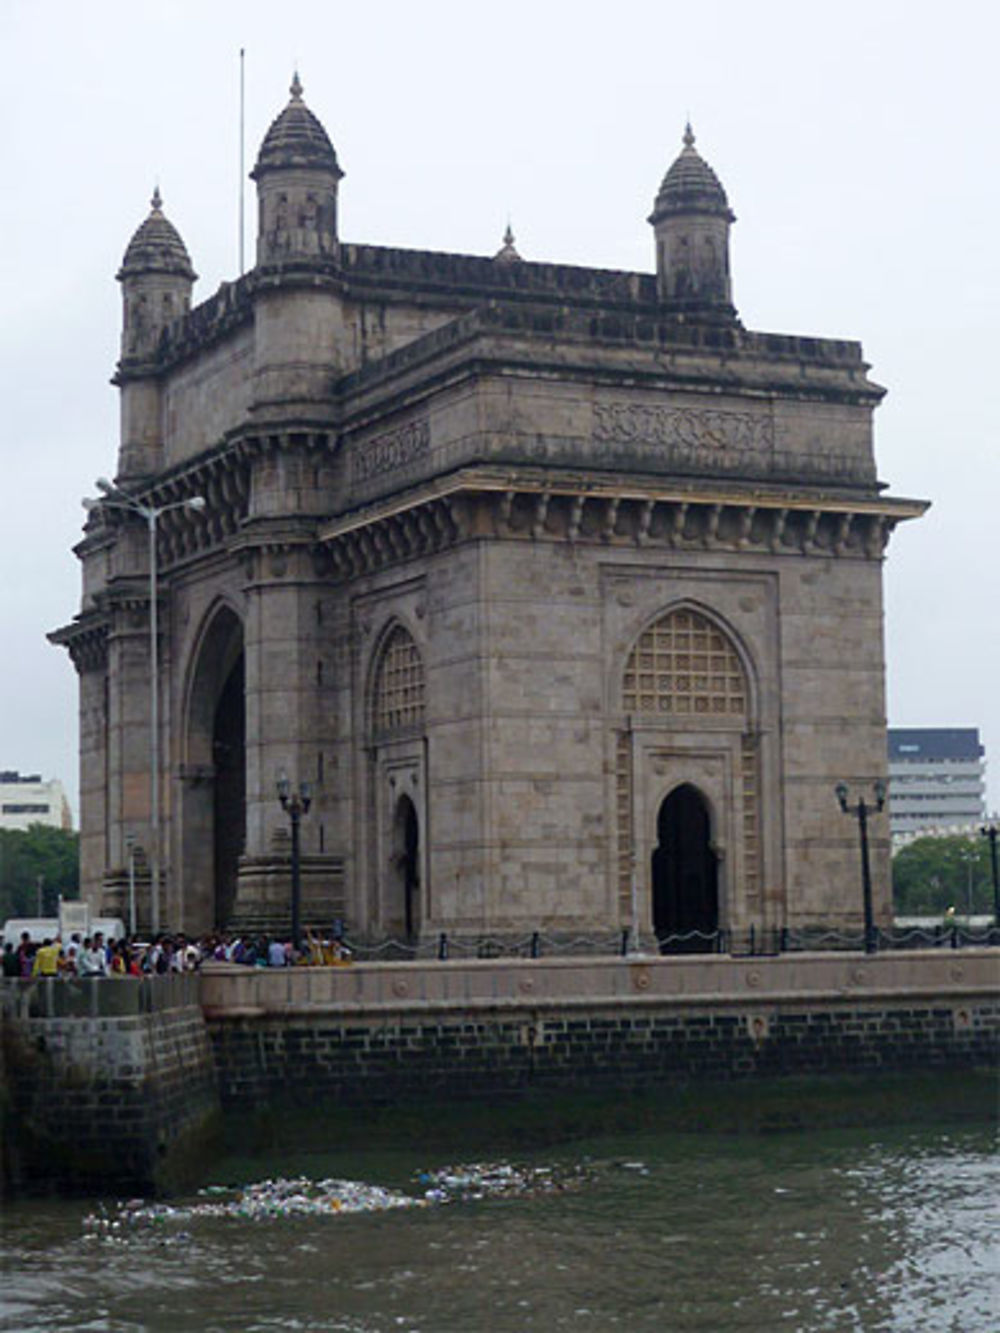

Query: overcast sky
left=1, top=0, right=996, bottom=819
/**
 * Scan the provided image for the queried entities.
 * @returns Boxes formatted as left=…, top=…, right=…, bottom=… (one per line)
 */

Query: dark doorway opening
left=212, top=654, right=245, bottom=929
left=393, top=794, right=420, bottom=942
left=651, top=784, right=718, bottom=953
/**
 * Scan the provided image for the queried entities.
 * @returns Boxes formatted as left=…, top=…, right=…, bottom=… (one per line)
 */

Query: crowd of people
left=1, top=926, right=352, bottom=979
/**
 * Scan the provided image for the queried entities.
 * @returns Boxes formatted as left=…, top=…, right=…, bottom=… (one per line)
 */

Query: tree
left=0, top=824, right=80, bottom=922
left=892, top=835, right=991, bottom=917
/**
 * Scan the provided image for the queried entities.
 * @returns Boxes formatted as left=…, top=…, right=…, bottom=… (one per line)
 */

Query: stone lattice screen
left=372, top=625, right=426, bottom=736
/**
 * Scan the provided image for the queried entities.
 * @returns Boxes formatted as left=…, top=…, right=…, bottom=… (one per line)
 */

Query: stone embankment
left=0, top=976, right=219, bottom=1195
left=2, top=950, right=996, bottom=1193
left=200, top=950, right=999, bottom=1109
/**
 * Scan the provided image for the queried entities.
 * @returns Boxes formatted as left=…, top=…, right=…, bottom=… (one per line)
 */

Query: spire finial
left=494, top=220, right=522, bottom=263
left=290, top=71, right=303, bottom=101
left=683, top=121, right=695, bottom=150
left=151, top=185, right=163, bottom=213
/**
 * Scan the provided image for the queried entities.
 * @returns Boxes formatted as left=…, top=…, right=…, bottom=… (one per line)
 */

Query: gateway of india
left=52, top=77, right=925, bottom=949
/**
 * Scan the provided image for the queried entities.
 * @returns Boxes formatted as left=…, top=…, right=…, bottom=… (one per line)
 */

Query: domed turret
left=649, top=125, right=736, bottom=314
left=252, top=74, right=343, bottom=266
left=117, top=188, right=196, bottom=360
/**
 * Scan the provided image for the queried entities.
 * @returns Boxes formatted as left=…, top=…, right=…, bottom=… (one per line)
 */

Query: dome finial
left=290, top=70, right=303, bottom=101
left=151, top=185, right=163, bottom=213
left=683, top=121, right=695, bottom=150
left=494, top=220, right=522, bottom=263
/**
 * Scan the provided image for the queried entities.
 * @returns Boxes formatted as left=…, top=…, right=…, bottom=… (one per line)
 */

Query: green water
left=1, top=1088, right=997, bottom=1332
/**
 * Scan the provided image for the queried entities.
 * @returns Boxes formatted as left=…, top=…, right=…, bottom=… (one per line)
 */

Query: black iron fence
left=338, top=921, right=1000, bottom=962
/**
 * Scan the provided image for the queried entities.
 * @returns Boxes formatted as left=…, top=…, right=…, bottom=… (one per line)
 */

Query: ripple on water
left=0, top=1124, right=996, bottom=1332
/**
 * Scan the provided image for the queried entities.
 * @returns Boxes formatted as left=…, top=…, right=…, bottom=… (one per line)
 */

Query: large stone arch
left=615, top=603, right=762, bottom=948
left=365, top=619, right=428, bottom=942
left=179, top=601, right=245, bottom=932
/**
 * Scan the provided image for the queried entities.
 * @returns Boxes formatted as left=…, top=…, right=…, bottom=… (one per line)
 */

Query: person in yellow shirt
left=31, top=938, right=62, bottom=977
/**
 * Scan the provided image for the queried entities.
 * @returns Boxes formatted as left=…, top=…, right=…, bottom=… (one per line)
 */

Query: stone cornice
left=47, top=610, right=109, bottom=673
left=317, top=465, right=928, bottom=580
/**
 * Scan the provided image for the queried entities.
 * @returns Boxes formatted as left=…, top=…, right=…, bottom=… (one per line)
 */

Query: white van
left=2, top=916, right=127, bottom=949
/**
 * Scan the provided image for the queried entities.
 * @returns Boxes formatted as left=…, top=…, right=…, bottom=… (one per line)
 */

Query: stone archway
left=651, top=784, right=718, bottom=951
left=182, top=606, right=245, bottom=931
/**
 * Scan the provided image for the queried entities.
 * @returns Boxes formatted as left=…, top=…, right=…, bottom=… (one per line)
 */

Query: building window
left=622, top=608, right=747, bottom=716
left=372, top=624, right=425, bottom=737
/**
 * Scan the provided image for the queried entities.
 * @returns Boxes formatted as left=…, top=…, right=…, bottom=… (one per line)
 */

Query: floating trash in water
left=80, top=1160, right=590, bottom=1240
left=415, top=1161, right=587, bottom=1204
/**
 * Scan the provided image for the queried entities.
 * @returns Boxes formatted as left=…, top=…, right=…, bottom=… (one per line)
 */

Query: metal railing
left=335, top=921, right=1000, bottom=962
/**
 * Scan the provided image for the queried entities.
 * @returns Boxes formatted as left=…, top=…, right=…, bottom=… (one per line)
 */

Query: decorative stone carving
left=352, top=419, right=430, bottom=486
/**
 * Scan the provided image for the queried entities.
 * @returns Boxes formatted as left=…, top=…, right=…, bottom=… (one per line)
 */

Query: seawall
left=0, top=976, right=220, bottom=1195
left=2, top=952, right=995, bottom=1193
left=200, top=950, right=999, bottom=1110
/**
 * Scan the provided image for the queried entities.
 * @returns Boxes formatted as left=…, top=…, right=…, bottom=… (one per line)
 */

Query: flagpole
left=239, top=47, right=245, bottom=275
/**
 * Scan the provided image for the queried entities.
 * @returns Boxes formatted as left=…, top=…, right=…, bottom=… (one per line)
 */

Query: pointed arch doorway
left=651, top=784, right=718, bottom=952
left=391, top=793, right=421, bottom=942
left=183, top=606, right=245, bottom=932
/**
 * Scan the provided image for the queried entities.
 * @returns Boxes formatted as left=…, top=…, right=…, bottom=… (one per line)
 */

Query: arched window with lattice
left=616, top=607, right=760, bottom=918
left=622, top=608, right=747, bottom=717
left=371, top=624, right=425, bottom=738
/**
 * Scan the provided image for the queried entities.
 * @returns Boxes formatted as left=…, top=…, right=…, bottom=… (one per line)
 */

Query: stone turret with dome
left=252, top=73, right=344, bottom=265
left=649, top=125, right=736, bottom=315
left=115, top=188, right=197, bottom=480
left=117, top=188, right=196, bottom=360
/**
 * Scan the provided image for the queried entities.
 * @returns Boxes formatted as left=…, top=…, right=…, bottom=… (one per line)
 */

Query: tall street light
left=277, top=773, right=311, bottom=951
left=83, top=480, right=206, bottom=936
left=835, top=779, right=887, bottom=955
left=980, top=823, right=999, bottom=928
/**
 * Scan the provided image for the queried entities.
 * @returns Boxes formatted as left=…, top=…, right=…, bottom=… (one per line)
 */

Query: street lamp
left=277, top=773, right=311, bottom=951
left=83, top=480, right=206, bottom=935
left=980, top=823, right=999, bottom=928
left=835, top=779, right=887, bottom=954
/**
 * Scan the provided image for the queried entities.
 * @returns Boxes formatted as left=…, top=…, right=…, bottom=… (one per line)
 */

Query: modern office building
left=0, top=771, right=73, bottom=832
left=887, top=729, right=986, bottom=838
left=52, top=78, right=926, bottom=944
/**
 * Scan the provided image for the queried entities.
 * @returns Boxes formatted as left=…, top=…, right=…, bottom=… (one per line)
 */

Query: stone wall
left=201, top=952, right=998, bottom=1111
left=1, top=977, right=220, bottom=1195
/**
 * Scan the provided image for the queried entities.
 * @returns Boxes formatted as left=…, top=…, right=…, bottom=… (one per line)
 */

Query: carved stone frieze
left=594, top=401, right=775, bottom=453
left=592, top=398, right=873, bottom=485
left=351, top=418, right=430, bottom=487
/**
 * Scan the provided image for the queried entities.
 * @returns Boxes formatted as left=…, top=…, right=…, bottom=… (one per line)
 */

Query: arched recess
left=182, top=603, right=245, bottom=930
left=389, top=793, right=421, bottom=940
left=615, top=604, right=760, bottom=946
left=368, top=621, right=427, bottom=940
left=651, top=783, right=718, bottom=950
